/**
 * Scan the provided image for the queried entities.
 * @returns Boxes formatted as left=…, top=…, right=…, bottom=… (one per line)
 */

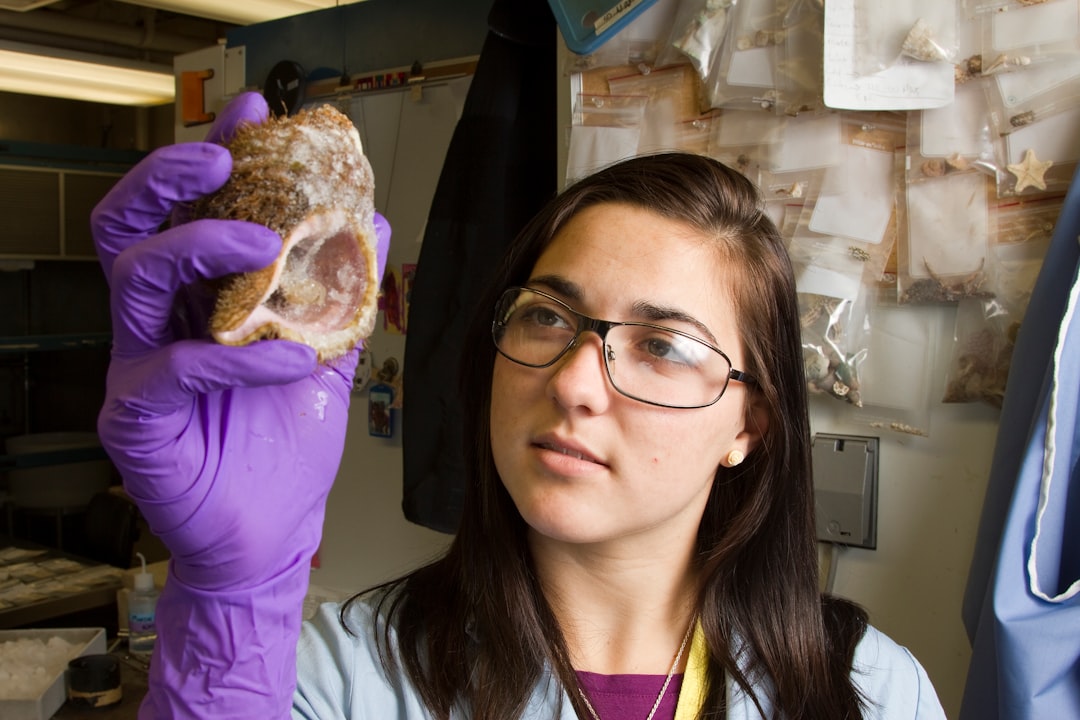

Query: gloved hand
left=92, top=91, right=390, bottom=719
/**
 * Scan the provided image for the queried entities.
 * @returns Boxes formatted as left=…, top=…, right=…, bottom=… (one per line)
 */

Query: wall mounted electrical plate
left=812, top=433, right=878, bottom=549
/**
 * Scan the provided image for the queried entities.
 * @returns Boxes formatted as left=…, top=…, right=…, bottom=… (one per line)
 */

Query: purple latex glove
left=92, top=92, right=390, bottom=719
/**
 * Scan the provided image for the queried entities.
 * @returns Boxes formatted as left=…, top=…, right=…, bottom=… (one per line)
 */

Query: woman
left=93, top=93, right=943, bottom=718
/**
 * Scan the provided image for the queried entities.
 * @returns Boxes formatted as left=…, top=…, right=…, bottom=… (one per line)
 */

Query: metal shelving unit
left=0, top=333, right=111, bottom=354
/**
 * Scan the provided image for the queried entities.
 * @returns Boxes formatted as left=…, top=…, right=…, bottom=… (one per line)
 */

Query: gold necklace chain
left=577, top=617, right=696, bottom=720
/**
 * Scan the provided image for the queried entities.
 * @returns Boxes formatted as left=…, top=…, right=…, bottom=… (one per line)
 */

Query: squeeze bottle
left=128, top=551, right=158, bottom=656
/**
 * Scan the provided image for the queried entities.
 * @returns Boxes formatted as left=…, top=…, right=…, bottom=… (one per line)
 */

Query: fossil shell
left=921, top=158, right=946, bottom=177
left=193, top=104, right=378, bottom=361
left=901, top=18, right=948, bottom=63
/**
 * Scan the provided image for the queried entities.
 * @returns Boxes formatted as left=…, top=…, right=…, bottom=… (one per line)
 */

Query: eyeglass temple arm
left=728, top=369, right=756, bottom=386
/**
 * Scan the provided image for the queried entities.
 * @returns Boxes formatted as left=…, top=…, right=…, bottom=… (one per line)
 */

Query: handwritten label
left=594, top=0, right=646, bottom=36
left=823, top=0, right=953, bottom=111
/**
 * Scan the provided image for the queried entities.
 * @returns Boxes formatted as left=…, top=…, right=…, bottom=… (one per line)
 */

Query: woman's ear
left=728, top=392, right=769, bottom=465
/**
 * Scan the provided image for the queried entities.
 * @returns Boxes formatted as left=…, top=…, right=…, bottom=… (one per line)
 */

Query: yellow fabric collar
left=673, top=620, right=707, bottom=720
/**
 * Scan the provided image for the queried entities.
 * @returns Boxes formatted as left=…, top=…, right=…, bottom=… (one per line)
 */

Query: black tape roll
left=67, top=654, right=122, bottom=708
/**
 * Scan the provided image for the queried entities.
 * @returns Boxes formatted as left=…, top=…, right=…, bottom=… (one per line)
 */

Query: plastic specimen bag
left=566, top=93, right=648, bottom=184
left=943, top=193, right=1059, bottom=405
left=788, top=112, right=904, bottom=288
left=795, top=258, right=870, bottom=407
left=703, top=0, right=786, bottom=111
left=898, top=170, right=996, bottom=304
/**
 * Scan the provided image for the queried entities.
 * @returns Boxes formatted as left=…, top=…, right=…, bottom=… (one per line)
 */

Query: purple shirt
left=576, top=671, right=685, bottom=720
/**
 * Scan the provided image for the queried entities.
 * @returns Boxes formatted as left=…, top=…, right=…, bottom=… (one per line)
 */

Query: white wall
left=811, top=393, right=997, bottom=718
left=305, top=80, right=467, bottom=601
left=315, top=419, right=452, bottom=596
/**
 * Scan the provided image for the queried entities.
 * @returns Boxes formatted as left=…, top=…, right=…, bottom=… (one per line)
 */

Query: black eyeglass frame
left=491, top=286, right=757, bottom=409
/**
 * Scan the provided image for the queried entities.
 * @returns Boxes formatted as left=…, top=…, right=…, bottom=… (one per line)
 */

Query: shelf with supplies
left=0, top=444, right=109, bottom=474
left=0, top=331, right=112, bottom=467
left=0, top=332, right=114, bottom=528
left=0, top=333, right=111, bottom=355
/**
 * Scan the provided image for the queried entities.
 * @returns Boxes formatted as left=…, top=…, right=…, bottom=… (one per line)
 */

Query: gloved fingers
left=112, top=340, right=318, bottom=414
left=110, top=218, right=281, bottom=354
left=322, top=346, right=360, bottom=385
left=204, top=92, right=269, bottom=145
left=99, top=341, right=319, bottom=499
left=94, top=94, right=268, bottom=282
left=92, top=143, right=233, bottom=282
left=169, top=93, right=270, bottom=229
left=169, top=340, right=318, bottom=398
left=373, top=212, right=392, bottom=282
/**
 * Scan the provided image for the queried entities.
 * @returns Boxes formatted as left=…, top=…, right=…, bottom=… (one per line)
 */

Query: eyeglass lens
left=493, top=288, right=734, bottom=408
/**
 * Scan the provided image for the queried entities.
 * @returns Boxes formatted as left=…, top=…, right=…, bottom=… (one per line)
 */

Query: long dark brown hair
left=345, top=152, right=868, bottom=718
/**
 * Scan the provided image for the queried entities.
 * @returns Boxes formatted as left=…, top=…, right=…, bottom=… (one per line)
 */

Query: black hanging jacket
left=401, top=0, right=557, bottom=532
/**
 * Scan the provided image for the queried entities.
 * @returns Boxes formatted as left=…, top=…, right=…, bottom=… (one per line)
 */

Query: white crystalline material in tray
left=0, top=636, right=79, bottom=699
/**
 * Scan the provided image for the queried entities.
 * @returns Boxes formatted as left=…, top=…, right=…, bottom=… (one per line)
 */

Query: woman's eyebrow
left=632, top=301, right=719, bottom=346
left=528, top=274, right=720, bottom=346
left=527, top=274, right=583, bottom=302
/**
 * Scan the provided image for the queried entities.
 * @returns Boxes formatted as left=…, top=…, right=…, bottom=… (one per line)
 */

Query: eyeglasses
left=491, top=287, right=755, bottom=409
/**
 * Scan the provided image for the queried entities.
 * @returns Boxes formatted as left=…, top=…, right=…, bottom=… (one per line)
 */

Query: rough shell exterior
left=193, top=104, right=378, bottom=361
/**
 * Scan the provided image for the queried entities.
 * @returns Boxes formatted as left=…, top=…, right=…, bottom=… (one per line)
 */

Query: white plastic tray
left=0, top=627, right=107, bottom=720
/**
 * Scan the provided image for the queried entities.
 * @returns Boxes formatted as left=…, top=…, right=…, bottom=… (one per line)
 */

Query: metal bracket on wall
left=812, top=433, right=879, bottom=549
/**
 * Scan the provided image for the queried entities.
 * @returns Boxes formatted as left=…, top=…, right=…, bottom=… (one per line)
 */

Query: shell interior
left=215, top=209, right=372, bottom=345
left=198, top=104, right=379, bottom=361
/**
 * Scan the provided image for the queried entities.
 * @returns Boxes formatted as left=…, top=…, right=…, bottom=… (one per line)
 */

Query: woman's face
left=490, top=202, right=763, bottom=550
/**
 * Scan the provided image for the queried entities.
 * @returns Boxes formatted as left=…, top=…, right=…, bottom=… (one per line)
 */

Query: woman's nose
left=546, top=332, right=613, bottom=413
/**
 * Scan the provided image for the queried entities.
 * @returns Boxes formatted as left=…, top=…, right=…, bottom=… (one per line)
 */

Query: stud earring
left=726, top=450, right=745, bottom=467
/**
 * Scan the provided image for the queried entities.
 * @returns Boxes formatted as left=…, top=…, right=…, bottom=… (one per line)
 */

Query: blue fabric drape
left=960, top=165, right=1080, bottom=719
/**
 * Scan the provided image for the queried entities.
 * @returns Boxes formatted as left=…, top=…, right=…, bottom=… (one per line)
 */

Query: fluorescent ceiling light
left=117, top=0, right=365, bottom=25
left=0, top=40, right=173, bottom=106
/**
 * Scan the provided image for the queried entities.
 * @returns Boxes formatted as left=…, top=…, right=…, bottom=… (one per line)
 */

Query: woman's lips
left=532, top=436, right=606, bottom=467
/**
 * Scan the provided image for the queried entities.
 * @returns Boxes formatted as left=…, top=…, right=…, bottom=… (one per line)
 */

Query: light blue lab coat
left=293, top=599, right=945, bottom=719
left=960, top=162, right=1080, bottom=719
